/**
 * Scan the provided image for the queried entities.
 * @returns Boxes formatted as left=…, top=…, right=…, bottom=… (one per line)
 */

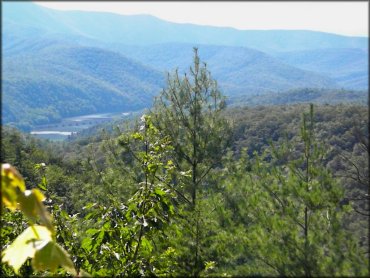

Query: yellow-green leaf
left=2, top=225, right=52, bottom=274
left=1, top=186, right=19, bottom=211
left=1, top=164, right=26, bottom=191
left=32, top=241, right=76, bottom=276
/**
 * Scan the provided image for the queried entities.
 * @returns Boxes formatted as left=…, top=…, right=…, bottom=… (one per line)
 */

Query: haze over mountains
left=2, top=2, right=368, bottom=129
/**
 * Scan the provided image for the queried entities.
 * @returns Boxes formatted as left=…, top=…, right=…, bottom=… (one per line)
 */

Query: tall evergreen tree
left=152, top=47, right=231, bottom=275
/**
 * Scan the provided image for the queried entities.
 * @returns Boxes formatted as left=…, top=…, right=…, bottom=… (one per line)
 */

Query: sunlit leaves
left=32, top=241, right=76, bottom=276
left=2, top=225, right=51, bottom=274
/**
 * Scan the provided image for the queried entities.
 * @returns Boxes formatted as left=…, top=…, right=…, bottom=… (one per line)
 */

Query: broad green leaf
left=85, top=228, right=100, bottom=236
left=81, top=237, right=93, bottom=252
left=32, top=241, right=76, bottom=276
left=1, top=164, right=26, bottom=210
left=18, top=189, right=54, bottom=233
left=2, top=225, right=52, bottom=274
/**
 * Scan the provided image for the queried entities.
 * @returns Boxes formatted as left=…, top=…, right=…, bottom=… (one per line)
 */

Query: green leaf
left=18, top=189, right=54, bottom=232
left=85, top=228, right=100, bottom=236
left=154, top=188, right=166, bottom=196
left=2, top=225, right=52, bottom=274
left=81, top=237, right=93, bottom=252
left=37, top=177, right=47, bottom=191
left=32, top=241, right=76, bottom=276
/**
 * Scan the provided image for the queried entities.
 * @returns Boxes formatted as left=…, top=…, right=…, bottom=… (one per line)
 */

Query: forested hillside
left=3, top=45, right=164, bottom=129
left=2, top=50, right=368, bottom=276
left=273, top=48, right=368, bottom=89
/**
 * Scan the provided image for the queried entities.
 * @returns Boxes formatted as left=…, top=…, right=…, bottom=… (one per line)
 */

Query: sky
left=35, top=1, right=368, bottom=37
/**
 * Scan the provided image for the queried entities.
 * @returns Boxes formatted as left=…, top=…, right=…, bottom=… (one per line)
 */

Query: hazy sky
left=35, top=1, right=368, bottom=37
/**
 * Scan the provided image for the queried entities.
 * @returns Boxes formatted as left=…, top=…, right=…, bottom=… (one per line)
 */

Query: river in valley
left=30, top=111, right=134, bottom=140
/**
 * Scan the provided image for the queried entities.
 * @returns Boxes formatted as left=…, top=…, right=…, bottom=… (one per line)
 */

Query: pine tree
left=152, top=47, right=231, bottom=275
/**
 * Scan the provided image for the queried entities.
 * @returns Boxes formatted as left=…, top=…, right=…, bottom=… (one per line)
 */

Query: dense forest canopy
left=1, top=49, right=369, bottom=276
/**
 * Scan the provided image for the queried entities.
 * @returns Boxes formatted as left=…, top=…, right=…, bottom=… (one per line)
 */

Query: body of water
left=30, top=111, right=133, bottom=140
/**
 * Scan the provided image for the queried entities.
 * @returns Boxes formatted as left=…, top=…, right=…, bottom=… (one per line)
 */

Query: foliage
left=218, top=105, right=368, bottom=276
left=62, top=115, right=179, bottom=276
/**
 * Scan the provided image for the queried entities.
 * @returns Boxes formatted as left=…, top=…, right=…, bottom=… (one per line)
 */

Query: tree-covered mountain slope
left=3, top=45, right=165, bottom=129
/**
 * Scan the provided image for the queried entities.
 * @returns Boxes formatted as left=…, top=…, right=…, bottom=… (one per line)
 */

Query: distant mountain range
left=4, top=2, right=367, bottom=52
left=114, top=43, right=337, bottom=95
left=2, top=2, right=368, bottom=129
